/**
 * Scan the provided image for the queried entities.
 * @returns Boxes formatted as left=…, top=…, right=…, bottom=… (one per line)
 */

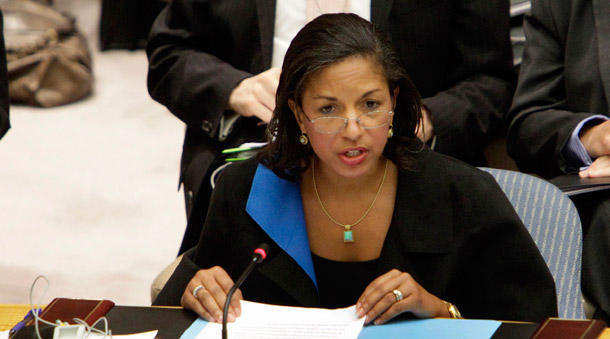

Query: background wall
left=0, top=0, right=187, bottom=306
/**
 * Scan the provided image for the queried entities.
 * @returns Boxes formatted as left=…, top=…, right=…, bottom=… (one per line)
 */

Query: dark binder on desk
left=531, top=318, right=606, bottom=339
left=13, top=305, right=196, bottom=339
left=549, top=175, right=610, bottom=196
left=103, top=305, right=198, bottom=338
left=26, top=298, right=115, bottom=327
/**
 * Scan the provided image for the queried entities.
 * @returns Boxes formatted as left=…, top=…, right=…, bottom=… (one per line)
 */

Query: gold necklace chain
left=312, top=157, right=388, bottom=242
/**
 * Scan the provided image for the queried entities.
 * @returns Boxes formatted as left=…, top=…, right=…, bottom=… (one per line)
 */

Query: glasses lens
left=310, top=110, right=392, bottom=133
left=360, top=110, right=391, bottom=129
left=313, top=117, right=346, bottom=133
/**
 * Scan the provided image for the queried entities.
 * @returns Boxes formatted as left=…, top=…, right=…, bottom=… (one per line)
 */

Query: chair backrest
left=479, top=167, right=585, bottom=319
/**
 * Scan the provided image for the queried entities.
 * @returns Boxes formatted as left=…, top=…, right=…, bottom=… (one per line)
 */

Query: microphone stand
left=222, top=244, right=268, bottom=339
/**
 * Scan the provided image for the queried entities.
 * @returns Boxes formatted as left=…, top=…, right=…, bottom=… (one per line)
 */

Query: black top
left=311, top=252, right=379, bottom=309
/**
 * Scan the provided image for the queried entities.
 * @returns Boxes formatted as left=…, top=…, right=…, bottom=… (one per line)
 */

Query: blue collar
left=245, top=163, right=317, bottom=288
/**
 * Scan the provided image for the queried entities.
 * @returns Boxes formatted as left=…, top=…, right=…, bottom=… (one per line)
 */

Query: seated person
left=506, top=0, right=610, bottom=322
left=154, top=13, right=557, bottom=324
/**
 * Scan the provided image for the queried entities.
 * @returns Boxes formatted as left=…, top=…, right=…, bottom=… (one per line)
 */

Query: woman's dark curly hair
left=258, top=13, right=423, bottom=174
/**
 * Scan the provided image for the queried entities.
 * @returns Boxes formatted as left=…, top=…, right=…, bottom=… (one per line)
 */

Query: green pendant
left=343, top=226, right=354, bottom=242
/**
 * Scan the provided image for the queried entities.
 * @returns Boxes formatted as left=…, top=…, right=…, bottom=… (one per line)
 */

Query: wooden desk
left=0, top=304, right=37, bottom=331
left=3, top=304, right=610, bottom=338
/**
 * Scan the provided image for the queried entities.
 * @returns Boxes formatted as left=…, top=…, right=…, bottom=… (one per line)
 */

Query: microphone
left=222, top=243, right=269, bottom=339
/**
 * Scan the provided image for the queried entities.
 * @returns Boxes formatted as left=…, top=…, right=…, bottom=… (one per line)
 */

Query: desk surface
left=0, top=305, right=35, bottom=331
left=2, top=304, right=610, bottom=338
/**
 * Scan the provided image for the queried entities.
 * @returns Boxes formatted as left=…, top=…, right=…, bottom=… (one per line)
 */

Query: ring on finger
left=193, top=285, right=206, bottom=299
left=392, top=289, right=403, bottom=302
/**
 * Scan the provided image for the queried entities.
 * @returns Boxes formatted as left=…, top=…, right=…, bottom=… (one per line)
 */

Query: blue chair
left=479, top=167, right=585, bottom=319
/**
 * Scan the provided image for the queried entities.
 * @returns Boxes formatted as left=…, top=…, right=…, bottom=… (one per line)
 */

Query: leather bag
left=1, top=0, right=93, bottom=107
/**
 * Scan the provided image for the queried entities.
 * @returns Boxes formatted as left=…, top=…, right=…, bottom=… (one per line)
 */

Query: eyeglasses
left=303, top=110, right=394, bottom=134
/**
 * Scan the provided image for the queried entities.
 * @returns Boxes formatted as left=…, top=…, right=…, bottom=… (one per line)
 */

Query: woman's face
left=289, top=56, right=397, bottom=180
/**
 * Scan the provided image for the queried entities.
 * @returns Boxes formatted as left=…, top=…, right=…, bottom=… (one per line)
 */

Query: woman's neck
left=311, top=156, right=389, bottom=193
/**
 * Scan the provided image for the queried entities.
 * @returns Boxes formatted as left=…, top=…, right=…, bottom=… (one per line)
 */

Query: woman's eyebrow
left=312, top=95, right=337, bottom=101
left=359, top=89, right=381, bottom=99
left=312, top=89, right=381, bottom=101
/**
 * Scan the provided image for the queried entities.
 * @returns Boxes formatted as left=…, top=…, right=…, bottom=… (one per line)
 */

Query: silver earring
left=388, top=125, right=394, bottom=139
left=299, top=133, right=309, bottom=145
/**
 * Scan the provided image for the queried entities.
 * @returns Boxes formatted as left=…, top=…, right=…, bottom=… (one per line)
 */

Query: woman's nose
left=342, top=113, right=364, bottom=139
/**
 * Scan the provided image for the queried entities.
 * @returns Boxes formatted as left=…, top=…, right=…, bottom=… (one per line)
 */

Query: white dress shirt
left=272, top=0, right=371, bottom=68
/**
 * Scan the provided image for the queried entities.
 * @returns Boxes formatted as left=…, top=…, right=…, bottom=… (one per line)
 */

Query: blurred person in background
left=507, top=0, right=610, bottom=323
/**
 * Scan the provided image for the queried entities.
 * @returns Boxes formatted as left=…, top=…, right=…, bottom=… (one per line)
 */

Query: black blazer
left=507, top=0, right=610, bottom=178
left=147, top=0, right=516, bottom=251
left=154, top=148, right=557, bottom=322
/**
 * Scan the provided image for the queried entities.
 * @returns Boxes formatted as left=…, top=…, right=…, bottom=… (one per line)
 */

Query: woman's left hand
left=356, top=269, right=448, bottom=325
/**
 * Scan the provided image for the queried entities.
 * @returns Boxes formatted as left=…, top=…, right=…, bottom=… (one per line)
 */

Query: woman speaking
left=154, top=13, right=557, bottom=324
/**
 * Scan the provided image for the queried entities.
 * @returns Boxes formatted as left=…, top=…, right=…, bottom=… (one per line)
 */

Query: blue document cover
left=358, top=318, right=501, bottom=339
left=181, top=318, right=208, bottom=338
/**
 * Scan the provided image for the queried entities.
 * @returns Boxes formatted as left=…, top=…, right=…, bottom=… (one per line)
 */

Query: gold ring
left=392, top=289, right=403, bottom=302
left=193, top=285, right=205, bottom=299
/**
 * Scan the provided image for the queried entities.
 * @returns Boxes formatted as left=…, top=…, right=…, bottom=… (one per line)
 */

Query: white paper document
left=194, top=301, right=365, bottom=339
left=89, top=330, right=158, bottom=338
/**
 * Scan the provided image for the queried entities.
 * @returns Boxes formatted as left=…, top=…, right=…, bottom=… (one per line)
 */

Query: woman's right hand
left=181, top=266, right=243, bottom=323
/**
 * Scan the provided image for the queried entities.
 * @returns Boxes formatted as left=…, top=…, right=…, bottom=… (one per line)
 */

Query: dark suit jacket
left=147, top=0, right=516, bottom=250
left=154, top=148, right=557, bottom=322
left=507, top=0, right=610, bottom=179
left=0, top=10, right=10, bottom=140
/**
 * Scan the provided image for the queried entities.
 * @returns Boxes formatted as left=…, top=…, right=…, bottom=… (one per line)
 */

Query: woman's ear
left=389, top=87, right=399, bottom=128
left=391, top=87, right=400, bottom=109
left=288, top=99, right=306, bottom=130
